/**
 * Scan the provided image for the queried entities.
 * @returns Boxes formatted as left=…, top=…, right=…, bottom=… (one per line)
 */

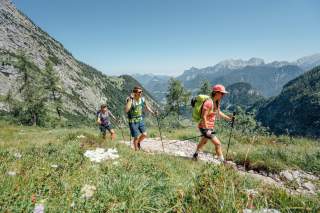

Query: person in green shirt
left=125, top=86, right=157, bottom=151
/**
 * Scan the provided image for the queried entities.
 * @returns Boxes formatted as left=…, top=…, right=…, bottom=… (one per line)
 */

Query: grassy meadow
left=0, top=120, right=319, bottom=212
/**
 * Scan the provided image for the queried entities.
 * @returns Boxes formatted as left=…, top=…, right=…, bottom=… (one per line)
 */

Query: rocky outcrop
left=0, top=0, right=157, bottom=118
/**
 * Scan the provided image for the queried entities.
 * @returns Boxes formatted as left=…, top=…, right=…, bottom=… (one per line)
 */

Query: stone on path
left=81, top=184, right=96, bottom=200
left=243, top=209, right=280, bottom=213
left=84, top=148, right=119, bottom=163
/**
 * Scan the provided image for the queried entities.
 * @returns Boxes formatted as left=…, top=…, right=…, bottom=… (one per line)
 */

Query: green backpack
left=191, top=95, right=210, bottom=122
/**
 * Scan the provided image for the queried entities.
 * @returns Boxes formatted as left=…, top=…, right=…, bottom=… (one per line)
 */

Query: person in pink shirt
left=193, top=84, right=233, bottom=162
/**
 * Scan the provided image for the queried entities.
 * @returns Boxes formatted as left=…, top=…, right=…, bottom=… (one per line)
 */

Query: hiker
left=97, top=104, right=116, bottom=140
left=193, top=84, right=233, bottom=162
left=125, top=86, right=157, bottom=151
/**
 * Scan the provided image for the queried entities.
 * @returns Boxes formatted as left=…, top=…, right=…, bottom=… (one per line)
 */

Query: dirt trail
left=120, top=138, right=319, bottom=196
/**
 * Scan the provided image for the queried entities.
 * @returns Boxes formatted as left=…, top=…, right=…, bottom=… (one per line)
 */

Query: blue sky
left=12, top=0, right=320, bottom=76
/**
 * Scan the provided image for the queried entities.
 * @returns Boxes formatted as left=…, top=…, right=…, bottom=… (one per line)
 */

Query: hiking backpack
left=127, top=97, right=145, bottom=120
left=190, top=95, right=210, bottom=122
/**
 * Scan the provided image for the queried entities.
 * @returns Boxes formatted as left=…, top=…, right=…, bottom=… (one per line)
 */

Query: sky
left=12, top=0, right=320, bottom=76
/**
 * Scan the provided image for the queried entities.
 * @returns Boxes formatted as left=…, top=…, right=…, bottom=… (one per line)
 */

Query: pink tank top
left=198, top=99, right=218, bottom=129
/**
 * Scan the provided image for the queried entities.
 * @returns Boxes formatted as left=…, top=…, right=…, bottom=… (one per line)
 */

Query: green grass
left=0, top=121, right=319, bottom=212
left=161, top=122, right=320, bottom=175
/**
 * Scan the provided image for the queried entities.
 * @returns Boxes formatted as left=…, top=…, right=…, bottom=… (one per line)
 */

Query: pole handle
left=231, top=111, right=236, bottom=128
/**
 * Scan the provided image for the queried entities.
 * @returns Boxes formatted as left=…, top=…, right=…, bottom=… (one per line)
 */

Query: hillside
left=132, top=74, right=170, bottom=103
left=221, top=82, right=265, bottom=110
left=0, top=0, right=157, bottom=123
left=256, top=66, right=320, bottom=137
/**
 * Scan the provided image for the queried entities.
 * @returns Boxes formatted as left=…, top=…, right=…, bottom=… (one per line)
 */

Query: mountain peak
left=215, top=57, right=265, bottom=70
left=295, top=53, right=320, bottom=70
left=248, top=57, right=265, bottom=65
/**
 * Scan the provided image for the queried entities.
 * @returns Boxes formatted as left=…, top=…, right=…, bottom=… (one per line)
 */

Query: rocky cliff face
left=0, top=0, right=157, bottom=120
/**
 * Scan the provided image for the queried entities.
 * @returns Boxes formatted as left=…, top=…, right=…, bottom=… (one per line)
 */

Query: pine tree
left=165, top=78, right=190, bottom=120
left=198, top=80, right=211, bottom=95
left=4, top=89, right=14, bottom=113
left=16, top=53, right=47, bottom=126
left=43, top=60, right=63, bottom=119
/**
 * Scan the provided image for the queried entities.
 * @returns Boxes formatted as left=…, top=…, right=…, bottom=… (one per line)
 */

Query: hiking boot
left=192, top=152, right=198, bottom=160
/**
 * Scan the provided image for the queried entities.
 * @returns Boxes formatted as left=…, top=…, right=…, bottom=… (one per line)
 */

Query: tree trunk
left=52, top=90, right=61, bottom=119
left=32, top=112, right=37, bottom=126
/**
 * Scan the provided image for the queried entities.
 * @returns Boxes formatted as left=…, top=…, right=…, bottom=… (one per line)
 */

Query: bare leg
left=196, top=137, right=208, bottom=152
left=102, top=132, right=107, bottom=140
left=193, top=137, right=208, bottom=159
left=133, top=137, right=139, bottom=151
left=136, top=132, right=147, bottom=150
left=110, top=129, right=116, bottom=141
left=138, top=132, right=147, bottom=144
left=211, top=136, right=224, bottom=160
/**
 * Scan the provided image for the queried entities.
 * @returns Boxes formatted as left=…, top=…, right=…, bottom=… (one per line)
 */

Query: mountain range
left=135, top=54, right=320, bottom=99
left=179, top=55, right=320, bottom=96
left=132, top=74, right=171, bottom=103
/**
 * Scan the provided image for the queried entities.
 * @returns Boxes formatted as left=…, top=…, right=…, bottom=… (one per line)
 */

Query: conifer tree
left=198, top=80, right=211, bottom=95
left=43, top=60, right=63, bottom=119
left=166, top=78, right=190, bottom=119
left=16, top=53, right=47, bottom=126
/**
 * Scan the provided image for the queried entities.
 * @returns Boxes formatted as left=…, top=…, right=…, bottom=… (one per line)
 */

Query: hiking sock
left=218, top=155, right=225, bottom=162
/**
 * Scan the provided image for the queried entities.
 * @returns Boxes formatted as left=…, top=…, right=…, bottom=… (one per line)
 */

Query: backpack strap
left=201, top=99, right=213, bottom=117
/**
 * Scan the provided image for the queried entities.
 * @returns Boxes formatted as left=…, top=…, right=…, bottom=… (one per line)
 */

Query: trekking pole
left=122, top=115, right=132, bottom=147
left=226, top=112, right=236, bottom=160
left=155, top=114, right=165, bottom=152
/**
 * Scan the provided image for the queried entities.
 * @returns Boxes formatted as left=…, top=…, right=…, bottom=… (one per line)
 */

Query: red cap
left=212, top=84, right=228, bottom=94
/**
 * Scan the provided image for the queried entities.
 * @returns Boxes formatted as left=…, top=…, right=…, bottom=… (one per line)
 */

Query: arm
left=96, top=115, right=101, bottom=125
left=145, top=100, right=156, bottom=115
left=202, top=109, right=210, bottom=129
left=219, top=111, right=232, bottom=122
left=109, top=110, right=116, bottom=120
left=125, top=97, right=133, bottom=113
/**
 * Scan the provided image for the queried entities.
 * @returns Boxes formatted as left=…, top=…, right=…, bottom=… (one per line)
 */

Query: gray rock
left=292, top=170, right=300, bottom=180
left=225, top=161, right=237, bottom=170
left=302, top=181, right=316, bottom=192
left=247, top=173, right=280, bottom=186
left=260, top=171, right=268, bottom=176
left=280, top=170, right=294, bottom=181
left=0, top=0, right=159, bottom=120
left=301, top=172, right=318, bottom=181
left=7, top=171, right=16, bottom=176
left=243, top=208, right=280, bottom=213
left=80, top=184, right=96, bottom=200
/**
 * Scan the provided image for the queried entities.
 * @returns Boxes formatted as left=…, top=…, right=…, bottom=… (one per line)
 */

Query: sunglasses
left=134, top=90, right=143, bottom=94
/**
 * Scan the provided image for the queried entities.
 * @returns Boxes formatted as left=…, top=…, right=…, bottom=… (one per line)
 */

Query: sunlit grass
left=0, top=122, right=319, bottom=212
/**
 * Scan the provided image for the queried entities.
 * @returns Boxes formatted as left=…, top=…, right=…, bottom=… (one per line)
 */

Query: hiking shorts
left=129, top=120, right=146, bottom=138
left=199, top=128, right=216, bottom=139
left=100, top=124, right=113, bottom=135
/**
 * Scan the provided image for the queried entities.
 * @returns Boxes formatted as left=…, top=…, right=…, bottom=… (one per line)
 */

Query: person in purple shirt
left=96, top=104, right=116, bottom=140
